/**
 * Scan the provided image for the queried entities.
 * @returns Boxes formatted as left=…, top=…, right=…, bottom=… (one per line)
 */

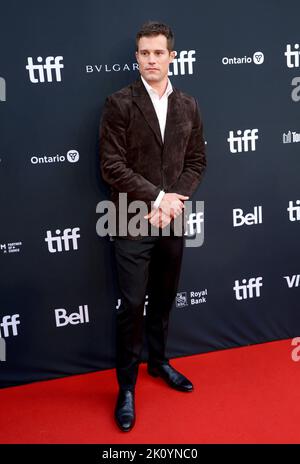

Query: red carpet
left=1, top=338, right=299, bottom=444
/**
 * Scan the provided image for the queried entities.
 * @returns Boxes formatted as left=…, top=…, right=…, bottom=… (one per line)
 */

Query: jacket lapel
left=163, top=90, right=184, bottom=152
left=132, top=77, right=163, bottom=146
left=131, top=76, right=184, bottom=149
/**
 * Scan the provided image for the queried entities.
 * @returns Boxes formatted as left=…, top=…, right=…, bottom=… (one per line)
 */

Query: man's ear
left=169, top=50, right=176, bottom=62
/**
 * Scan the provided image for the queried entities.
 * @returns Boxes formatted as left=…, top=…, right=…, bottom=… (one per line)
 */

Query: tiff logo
left=0, top=77, right=6, bottom=101
left=233, top=206, right=263, bottom=227
left=0, top=314, right=20, bottom=337
left=287, top=200, right=300, bottom=221
left=184, top=201, right=204, bottom=248
left=233, top=277, right=263, bottom=300
left=169, top=50, right=196, bottom=76
left=116, top=295, right=148, bottom=316
left=0, top=338, right=6, bottom=361
left=26, top=56, right=64, bottom=83
left=227, top=129, right=259, bottom=153
left=45, top=227, right=80, bottom=253
left=285, top=44, right=300, bottom=68
left=185, top=211, right=204, bottom=235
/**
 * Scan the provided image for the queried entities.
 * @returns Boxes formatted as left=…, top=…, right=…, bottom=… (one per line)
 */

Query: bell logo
left=55, top=305, right=89, bottom=327
left=233, top=206, right=263, bottom=227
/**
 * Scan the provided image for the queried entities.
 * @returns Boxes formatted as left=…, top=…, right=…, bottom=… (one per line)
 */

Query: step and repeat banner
left=1, top=0, right=300, bottom=387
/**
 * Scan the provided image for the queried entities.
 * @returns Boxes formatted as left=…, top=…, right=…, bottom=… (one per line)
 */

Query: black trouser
left=113, top=234, right=184, bottom=391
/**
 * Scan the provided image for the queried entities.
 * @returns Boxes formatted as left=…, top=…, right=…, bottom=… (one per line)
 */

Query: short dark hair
left=136, top=21, right=175, bottom=52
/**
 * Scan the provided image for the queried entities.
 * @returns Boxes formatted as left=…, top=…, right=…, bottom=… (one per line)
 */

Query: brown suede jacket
left=99, top=76, right=206, bottom=239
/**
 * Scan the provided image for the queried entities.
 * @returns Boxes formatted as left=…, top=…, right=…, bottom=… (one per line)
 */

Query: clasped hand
left=144, top=193, right=189, bottom=229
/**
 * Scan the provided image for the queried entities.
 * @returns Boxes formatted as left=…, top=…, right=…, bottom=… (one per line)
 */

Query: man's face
left=136, top=34, right=175, bottom=84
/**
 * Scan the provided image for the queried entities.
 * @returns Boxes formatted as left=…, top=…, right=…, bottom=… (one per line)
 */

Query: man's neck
left=142, top=76, right=168, bottom=98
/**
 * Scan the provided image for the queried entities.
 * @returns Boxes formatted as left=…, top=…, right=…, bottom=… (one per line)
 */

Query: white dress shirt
left=141, top=75, right=173, bottom=208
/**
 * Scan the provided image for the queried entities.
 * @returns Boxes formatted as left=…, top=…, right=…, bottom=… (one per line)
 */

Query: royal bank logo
left=176, top=292, right=188, bottom=308
left=227, top=129, right=259, bottom=153
left=0, top=77, right=6, bottom=102
left=282, top=130, right=300, bottom=143
left=176, top=290, right=208, bottom=308
left=222, top=51, right=264, bottom=65
left=45, top=227, right=81, bottom=253
left=190, top=290, right=207, bottom=305
left=26, top=56, right=64, bottom=83
left=30, top=149, right=80, bottom=165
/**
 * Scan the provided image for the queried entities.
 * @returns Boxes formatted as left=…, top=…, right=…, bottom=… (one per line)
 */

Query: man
left=99, top=21, right=206, bottom=432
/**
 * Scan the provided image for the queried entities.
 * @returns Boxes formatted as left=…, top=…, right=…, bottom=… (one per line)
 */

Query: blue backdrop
left=1, top=0, right=300, bottom=387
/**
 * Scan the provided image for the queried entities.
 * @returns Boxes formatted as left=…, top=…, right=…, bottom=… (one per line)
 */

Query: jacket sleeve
left=167, top=98, right=206, bottom=197
left=99, top=95, right=161, bottom=201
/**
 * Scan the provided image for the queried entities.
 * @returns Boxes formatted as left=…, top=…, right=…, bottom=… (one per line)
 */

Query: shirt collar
left=141, top=75, right=173, bottom=99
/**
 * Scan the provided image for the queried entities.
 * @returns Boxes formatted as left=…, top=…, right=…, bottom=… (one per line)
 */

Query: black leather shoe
left=148, top=363, right=194, bottom=392
left=114, top=389, right=135, bottom=432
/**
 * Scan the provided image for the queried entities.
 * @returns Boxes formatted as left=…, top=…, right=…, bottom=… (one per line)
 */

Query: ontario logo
left=222, top=51, right=264, bottom=65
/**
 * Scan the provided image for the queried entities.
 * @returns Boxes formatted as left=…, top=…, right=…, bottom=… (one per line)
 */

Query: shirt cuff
left=153, top=190, right=165, bottom=209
